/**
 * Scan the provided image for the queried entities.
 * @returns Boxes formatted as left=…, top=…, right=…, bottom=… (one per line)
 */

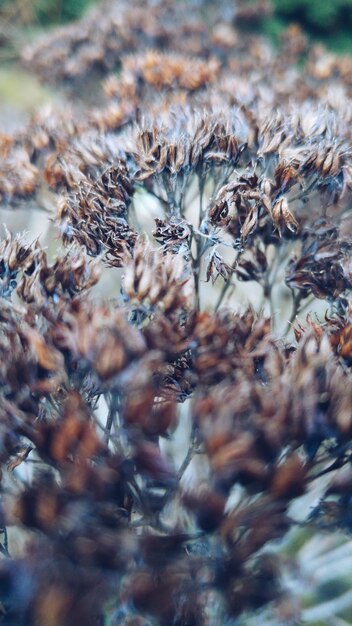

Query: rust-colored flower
left=2, top=3, right=352, bottom=626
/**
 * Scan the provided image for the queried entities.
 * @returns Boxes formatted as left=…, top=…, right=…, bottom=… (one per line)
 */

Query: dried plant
left=1, top=1, right=352, bottom=625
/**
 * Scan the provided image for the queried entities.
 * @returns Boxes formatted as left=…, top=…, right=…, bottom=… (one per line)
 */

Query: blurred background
left=1, top=0, right=352, bottom=134
left=1, top=0, right=352, bottom=51
left=1, top=0, right=352, bottom=132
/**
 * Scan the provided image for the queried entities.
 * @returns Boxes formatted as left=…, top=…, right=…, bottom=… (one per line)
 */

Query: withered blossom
left=122, top=238, right=190, bottom=317
left=113, top=51, right=220, bottom=96
left=1, top=1, right=352, bottom=625
left=57, top=147, right=137, bottom=264
left=0, top=143, right=39, bottom=203
left=20, top=0, right=265, bottom=86
left=286, top=219, right=352, bottom=300
left=126, top=107, right=248, bottom=215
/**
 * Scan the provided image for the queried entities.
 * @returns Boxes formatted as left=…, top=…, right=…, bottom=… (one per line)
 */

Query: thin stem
left=177, top=443, right=197, bottom=481
left=208, top=164, right=233, bottom=208
left=215, top=252, right=240, bottom=311
left=191, top=227, right=201, bottom=311
left=192, top=253, right=200, bottom=311
left=288, top=291, right=304, bottom=326
left=177, top=422, right=204, bottom=481
left=257, top=243, right=290, bottom=330
left=193, top=227, right=235, bottom=251
left=198, top=174, right=205, bottom=228
left=104, top=393, right=119, bottom=445
left=287, top=175, right=319, bottom=204
left=309, top=454, right=349, bottom=481
left=0, top=526, right=9, bottom=557
left=214, top=277, right=232, bottom=312
left=285, top=292, right=316, bottom=336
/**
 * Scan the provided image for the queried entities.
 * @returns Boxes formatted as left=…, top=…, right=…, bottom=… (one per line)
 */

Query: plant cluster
left=0, top=1, right=352, bottom=625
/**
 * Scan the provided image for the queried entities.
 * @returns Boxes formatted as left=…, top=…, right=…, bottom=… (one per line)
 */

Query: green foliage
left=272, top=0, right=352, bottom=33
left=261, top=15, right=287, bottom=45
left=34, top=0, right=93, bottom=24
left=0, top=0, right=93, bottom=24
left=262, top=0, right=352, bottom=54
left=324, top=31, right=352, bottom=55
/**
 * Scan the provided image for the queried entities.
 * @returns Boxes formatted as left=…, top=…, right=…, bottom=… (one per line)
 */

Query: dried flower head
left=2, top=2, right=352, bottom=625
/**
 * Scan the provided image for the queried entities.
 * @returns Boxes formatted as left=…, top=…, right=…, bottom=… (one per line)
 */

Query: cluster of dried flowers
left=1, top=0, right=352, bottom=624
